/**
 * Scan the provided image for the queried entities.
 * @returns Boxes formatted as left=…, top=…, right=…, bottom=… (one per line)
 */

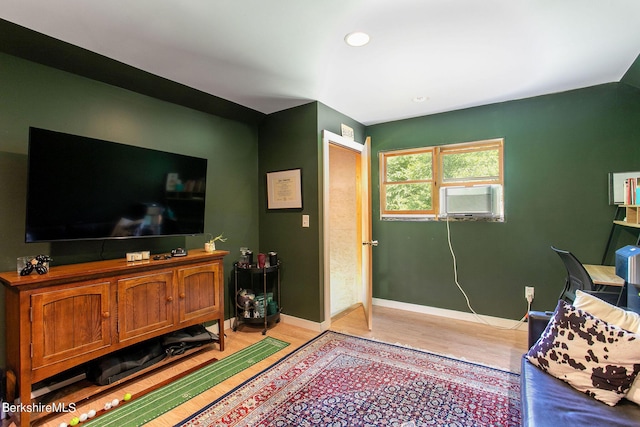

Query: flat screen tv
left=25, top=127, right=208, bottom=242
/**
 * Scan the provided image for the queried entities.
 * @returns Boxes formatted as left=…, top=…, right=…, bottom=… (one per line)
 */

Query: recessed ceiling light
left=344, top=31, right=370, bottom=47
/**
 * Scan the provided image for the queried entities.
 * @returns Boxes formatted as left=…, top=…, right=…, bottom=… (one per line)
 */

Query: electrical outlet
left=525, top=286, right=535, bottom=302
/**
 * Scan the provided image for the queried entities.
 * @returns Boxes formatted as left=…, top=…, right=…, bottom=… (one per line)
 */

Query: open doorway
left=328, top=143, right=361, bottom=316
left=322, top=130, right=372, bottom=331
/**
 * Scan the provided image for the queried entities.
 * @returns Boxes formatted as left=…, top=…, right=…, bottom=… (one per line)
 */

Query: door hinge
left=29, top=306, right=33, bottom=322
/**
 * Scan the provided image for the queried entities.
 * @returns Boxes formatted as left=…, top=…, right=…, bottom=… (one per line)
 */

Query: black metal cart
left=233, top=262, right=281, bottom=335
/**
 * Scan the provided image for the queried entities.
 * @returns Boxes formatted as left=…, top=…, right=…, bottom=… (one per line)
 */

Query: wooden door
left=177, top=262, right=222, bottom=324
left=361, top=136, right=373, bottom=330
left=117, top=271, right=175, bottom=342
left=31, top=282, right=112, bottom=369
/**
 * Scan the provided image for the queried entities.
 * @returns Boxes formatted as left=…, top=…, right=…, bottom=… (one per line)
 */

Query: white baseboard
left=372, top=298, right=528, bottom=331
left=227, top=300, right=528, bottom=335
left=280, top=314, right=328, bottom=332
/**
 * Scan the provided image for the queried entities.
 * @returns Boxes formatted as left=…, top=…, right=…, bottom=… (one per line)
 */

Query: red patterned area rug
left=176, top=331, right=520, bottom=427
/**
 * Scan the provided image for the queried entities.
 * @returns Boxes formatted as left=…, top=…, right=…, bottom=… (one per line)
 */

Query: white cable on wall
left=445, top=216, right=529, bottom=330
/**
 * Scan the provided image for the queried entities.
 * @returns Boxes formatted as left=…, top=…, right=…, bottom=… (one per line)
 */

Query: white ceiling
left=2, top=0, right=640, bottom=125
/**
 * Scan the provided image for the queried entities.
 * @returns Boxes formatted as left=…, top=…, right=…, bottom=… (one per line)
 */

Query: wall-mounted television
left=25, top=127, right=208, bottom=242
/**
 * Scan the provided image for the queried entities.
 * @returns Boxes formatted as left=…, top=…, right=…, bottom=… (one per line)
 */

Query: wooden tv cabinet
left=0, top=249, right=228, bottom=426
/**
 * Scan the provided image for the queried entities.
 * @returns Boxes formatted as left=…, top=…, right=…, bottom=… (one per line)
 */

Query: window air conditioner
left=440, top=185, right=502, bottom=218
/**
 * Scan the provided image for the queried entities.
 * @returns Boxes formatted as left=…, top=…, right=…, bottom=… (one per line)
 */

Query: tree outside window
left=380, top=139, right=504, bottom=219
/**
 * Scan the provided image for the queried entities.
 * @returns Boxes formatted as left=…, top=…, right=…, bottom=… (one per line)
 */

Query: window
left=380, top=138, right=504, bottom=220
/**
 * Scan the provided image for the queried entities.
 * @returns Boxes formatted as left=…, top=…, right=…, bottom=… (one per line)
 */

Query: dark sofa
left=520, top=311, right=640, bottom=426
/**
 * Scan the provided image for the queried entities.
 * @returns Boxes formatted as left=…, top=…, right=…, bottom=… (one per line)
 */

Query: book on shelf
left=624, top=177, right=639, bottom=205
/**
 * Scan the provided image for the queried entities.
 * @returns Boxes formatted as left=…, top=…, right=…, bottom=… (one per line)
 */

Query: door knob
left=362, top=240, right=378, bottom=247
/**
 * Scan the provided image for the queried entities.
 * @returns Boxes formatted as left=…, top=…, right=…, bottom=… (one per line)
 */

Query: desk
left=584, top=264, right=626, bottom=306
left=584, top=264, right=625, bottom=287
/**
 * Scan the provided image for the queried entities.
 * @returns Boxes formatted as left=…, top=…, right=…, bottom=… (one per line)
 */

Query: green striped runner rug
left=82, top=337, right=289, bottom=427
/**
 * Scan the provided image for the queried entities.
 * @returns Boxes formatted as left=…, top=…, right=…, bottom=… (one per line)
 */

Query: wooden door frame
left=321, top=130, right=370, bottom=330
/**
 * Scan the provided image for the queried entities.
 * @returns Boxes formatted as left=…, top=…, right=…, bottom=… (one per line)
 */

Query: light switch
left=302, top=214, right=310, bottom=228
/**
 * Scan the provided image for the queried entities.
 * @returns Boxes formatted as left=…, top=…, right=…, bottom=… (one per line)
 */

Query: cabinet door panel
left=178, top=263, right=222, bottom=323
left=32, top=282, right=111, bottom=369
left=118, top=271, right=175, bottom=342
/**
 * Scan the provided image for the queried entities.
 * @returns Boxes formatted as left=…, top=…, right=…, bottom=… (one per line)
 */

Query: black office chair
left=551, top=246, right=622, bottom=305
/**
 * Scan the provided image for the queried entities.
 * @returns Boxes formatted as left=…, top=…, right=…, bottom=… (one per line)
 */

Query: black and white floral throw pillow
left=526, top=300, right=640, bottom=406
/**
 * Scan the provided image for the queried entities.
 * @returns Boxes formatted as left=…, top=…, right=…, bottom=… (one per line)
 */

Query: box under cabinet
left=0, top=249, right=228, bottom=426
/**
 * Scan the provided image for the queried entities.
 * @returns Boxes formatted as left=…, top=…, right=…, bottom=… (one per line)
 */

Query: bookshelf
left=618, top=205, right=640, bottom=227
left=602, top=205, right=640, bottom=265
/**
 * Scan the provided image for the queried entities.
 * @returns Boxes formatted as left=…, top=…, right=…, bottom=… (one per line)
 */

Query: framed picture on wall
left=267, top=168, right=303, bottom=209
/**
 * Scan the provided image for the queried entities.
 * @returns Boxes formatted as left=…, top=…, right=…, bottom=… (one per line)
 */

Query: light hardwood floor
left=27, top=305, right=528, bottom=427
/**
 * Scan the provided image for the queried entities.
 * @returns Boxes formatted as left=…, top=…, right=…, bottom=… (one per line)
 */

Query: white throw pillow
left=574, top=290, right=640, bottom=332
left=527, top=300, right=640, bottom=406
left=574, top=290, right=640, bottom=405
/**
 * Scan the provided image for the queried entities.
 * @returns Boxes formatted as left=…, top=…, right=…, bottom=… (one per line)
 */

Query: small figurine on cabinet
left=20, top=254, right=52, bottom=276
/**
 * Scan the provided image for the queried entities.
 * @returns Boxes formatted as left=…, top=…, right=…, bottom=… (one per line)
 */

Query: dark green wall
left=258, top=103, right=321, bottom=321
left=622, top=54, right=640, bottom=90
left=0, top=53, right=260, bottom=368
left=257, top=102, right=366, bottom=323
left=368, top=83, right=640, bottom=319
left=317, top=103, right=368, bottom=145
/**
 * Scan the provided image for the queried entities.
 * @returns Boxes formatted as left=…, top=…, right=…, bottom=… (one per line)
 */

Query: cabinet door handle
left=179, top=293, right=186, bottom=299
left=166, top=296, right=174, bottom=302
left=102, top=311, right=110, bottom=319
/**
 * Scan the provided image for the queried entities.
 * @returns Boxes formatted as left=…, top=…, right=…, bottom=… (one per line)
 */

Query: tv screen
left=25, top=127, right=207, bottom=242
